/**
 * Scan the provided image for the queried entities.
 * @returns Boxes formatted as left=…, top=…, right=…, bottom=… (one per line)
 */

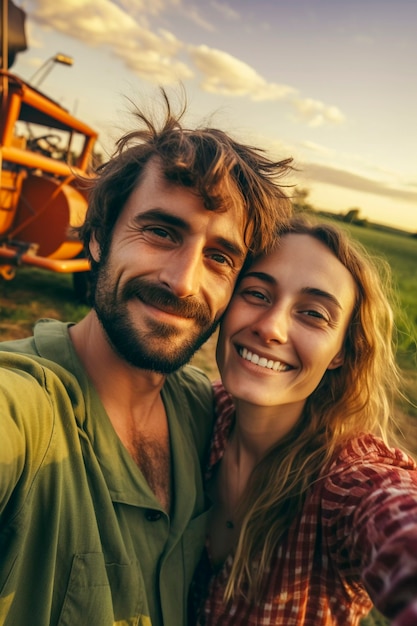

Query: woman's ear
left=89, top=233, right=100, bottom=262
left=327, top=350, right=345, bottom=370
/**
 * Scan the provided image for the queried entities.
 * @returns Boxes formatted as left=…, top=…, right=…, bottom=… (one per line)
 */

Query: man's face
left=90, top=159, right=248, bottom=373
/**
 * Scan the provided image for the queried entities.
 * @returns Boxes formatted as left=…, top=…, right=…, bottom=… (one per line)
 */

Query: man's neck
left=69, top=310, right=166, bottom=403
left=69, top=311, right=172, bottom=512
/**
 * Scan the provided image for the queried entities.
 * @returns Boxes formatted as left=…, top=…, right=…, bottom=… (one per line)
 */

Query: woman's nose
left=251, top=306, right=289, bottom=344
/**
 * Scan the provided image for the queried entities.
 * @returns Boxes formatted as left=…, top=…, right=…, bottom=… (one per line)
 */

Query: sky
left=9, top=0, right=417, bottom=232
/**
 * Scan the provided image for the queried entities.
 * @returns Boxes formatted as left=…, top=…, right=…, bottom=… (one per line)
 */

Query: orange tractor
left=0, top=0, right=97, bottom=300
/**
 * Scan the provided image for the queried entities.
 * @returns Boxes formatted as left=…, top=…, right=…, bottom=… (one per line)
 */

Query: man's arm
left=0, top=354, right=56, bottom=509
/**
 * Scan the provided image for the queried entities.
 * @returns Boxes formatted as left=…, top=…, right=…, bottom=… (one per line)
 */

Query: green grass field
left=345, top=223, right=417, bottom=364
left=335, top=223, right=417, bottom=434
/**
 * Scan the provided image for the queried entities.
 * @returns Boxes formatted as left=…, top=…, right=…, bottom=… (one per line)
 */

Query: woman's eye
left=242, top=289, right=269, bottom=302
left=301, top=309, right=329, bottom=322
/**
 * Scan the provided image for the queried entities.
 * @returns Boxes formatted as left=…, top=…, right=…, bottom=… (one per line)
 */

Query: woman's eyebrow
left=301, top=287, right=342, bottom=310
left=241, top=272, right=343, bottom=310
left=241, top=270, right=276, bottom=285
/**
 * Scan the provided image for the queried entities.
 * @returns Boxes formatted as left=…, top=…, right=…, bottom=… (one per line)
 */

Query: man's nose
left=158, top=245, right=202, bottom=298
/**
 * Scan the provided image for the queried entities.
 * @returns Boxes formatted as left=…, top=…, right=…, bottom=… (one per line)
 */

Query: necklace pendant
left=226, top=520, right=234, bottom=529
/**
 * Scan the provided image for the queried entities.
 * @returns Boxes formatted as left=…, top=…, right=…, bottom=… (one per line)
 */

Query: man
left=0, top=92, right=293, bottom=626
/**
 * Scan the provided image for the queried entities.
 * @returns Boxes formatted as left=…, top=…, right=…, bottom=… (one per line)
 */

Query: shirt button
left=145, top=509, right=162, bottom=522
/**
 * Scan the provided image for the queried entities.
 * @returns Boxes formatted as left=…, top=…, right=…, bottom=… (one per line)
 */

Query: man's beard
left=92, top=260, right=219, bottom=374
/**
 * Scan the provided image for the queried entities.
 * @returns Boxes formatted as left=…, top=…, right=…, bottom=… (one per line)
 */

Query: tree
left=343, top=208, right=361, bottom=223
left=293, top=187, right=315, bottom=213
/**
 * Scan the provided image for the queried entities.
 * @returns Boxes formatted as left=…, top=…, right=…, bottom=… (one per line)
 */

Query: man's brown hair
left=79, top=89, right=293, bottom=259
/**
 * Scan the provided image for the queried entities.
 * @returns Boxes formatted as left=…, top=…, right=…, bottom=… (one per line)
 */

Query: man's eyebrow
left=135, top=208, right=247, bottom=260
left=134, top=208, right=188, bottom=229
left=215, top=236, right=246, bottom=260
left=241, top=272, right=343, bottom=309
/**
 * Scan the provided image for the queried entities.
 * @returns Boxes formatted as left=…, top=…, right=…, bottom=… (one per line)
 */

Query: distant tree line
left=292, top=188, right=417, bottom=238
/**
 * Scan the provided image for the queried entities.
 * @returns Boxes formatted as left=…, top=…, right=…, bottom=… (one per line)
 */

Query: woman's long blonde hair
left=225, top=214, right=406, bottom=601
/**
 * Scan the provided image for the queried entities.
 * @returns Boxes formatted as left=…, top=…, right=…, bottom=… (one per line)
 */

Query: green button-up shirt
left=0, top=320, right=213, bottom=626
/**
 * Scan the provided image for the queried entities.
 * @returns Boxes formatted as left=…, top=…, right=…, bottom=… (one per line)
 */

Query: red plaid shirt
left=191, top=381, right=417, bottom=626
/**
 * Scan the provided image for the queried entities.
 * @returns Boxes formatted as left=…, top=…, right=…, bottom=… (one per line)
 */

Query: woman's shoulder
left=318, top=433, right=417, bottom=503
left=332, top=433, right=416, bottom=471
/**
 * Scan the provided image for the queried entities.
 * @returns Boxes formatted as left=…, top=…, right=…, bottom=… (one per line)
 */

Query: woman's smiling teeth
left=239, top=347, right=291, bottom=371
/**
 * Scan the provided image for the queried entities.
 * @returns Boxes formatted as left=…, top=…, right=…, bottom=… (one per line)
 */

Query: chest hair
left=129, top=432, right=172, bottom=512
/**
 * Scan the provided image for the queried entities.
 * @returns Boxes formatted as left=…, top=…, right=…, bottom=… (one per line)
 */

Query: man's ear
left=327, top=349, right=345, bottom=370
left=89, top=233, right=100, bottom=263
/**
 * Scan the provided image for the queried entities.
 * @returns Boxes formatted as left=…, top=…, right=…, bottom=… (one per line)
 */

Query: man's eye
left=209, top=253, right=232, bottom=267
left=147, top=227, right=171, bottom=239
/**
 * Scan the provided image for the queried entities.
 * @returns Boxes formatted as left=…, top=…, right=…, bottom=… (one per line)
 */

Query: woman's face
left=216, top=233, right=357, bottom=409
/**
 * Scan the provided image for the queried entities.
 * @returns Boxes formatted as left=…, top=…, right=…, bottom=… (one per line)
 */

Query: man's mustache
left=124, top=278, right=212, bottom=325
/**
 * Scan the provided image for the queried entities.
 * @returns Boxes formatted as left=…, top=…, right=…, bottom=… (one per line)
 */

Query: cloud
left=211, top=1, right=240, bottom=21
left=182, top=6, right=215, bottom=31
left=301, top=140, right=336, bottom=156
left=292, top=97, right=346, bottom=127
left=26, top=0, right=346, bottom=124
left=188, top=45, right=296, bottom=99
left=115, top=0, right=178, bottom=19
left=28, top=0, right=193, bottom=82
left=302, top=162, right=417, bottom=204
left=302, top=141, right=414, bottom=186
left=188, top=46, right=344, bottom=126
left=29, top=0, right=138, bottom=41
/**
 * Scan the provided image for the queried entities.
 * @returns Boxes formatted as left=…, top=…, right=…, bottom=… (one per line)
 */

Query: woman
left=191, top=216, right=417, bottom=625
